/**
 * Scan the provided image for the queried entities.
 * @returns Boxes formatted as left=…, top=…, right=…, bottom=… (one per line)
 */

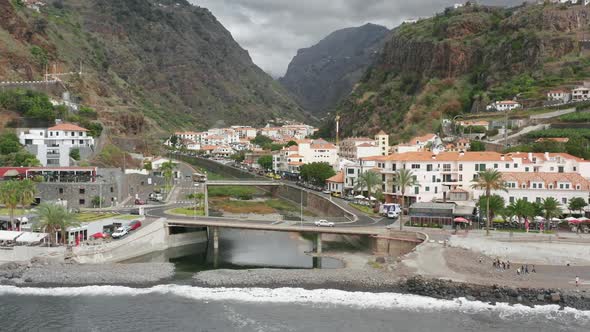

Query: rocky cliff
left=0, top=0, right=307, bottom=136
left=280, top=23, right=389, bottom=115
left=331, top=3, right=590, bottom=141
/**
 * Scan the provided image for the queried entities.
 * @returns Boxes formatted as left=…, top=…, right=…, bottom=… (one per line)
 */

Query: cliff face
left=280, top=23, right=389, bottom=115
left=0, top=0, right=307, bottom=136
left=332, top=4, right=590, bottom=141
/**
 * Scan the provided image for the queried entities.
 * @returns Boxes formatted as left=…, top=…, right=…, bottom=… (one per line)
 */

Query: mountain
left=331, top=3, right=590, bottom=142
left=280, top=23, right=389, bottom=115
left=0, top=0, right=307, bottom=136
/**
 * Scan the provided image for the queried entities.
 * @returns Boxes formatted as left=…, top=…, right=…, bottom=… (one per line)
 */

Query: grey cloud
left=190, top=0, right=521, bottom=77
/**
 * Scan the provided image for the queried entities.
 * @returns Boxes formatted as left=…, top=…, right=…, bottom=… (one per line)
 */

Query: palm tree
left=18, top=179, right=37, bottom=210
left=506, top=199, right=533, bottom=226
left=393, top=168, right=419, bottom=231
left=160, top=161, right=177, bottom=192
left=542, top=197, right=562, bottom=221
left=354, top=170, right=381, bottom=207
left=34, top=203, right=80, bottom=245
left=477, top=194, right=505, bottom=221
left=0, top=181, right=20, bottom=230
left=471, top=169, right=507, bottom=236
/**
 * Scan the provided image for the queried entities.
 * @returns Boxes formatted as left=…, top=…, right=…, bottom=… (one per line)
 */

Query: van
left=381, top=203, right=401, bottom=216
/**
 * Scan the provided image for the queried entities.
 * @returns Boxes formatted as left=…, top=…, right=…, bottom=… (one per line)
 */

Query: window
left=565, top=184, right=570, bottom=189
left=574, top=167, right=577, bottom=172
left=559, top=184, right=564, bottom=189
left=525, top=167, right=529, bottom=172
left=459, top=164, right=463, bottom=171
left=494, top=164, right=498, bottom=169
left=79, top=140, right=84, bottom=144
left=505, top=163, right=509, bottom=169
left=425, top=186, right=430, bottom=192
left=479, top=163, right=486, bottom=171
left=79, top=132, right=83, bottom=136
left=432, top=175, right=436, bottom=182
left=427, top=164, right=433, bottom=172
left=79, top=199, right=85, bottom=205
left=347, top=169, right=355, bottom=174
left=79, top=188, right=85, bottom=194
left=562, top=197, right=567, bottom=204
left=392, top=164, right=397, bottom=171
left=414, top=187, right=419, bottom=195
left=459, top=174, right=463, bottom=181
left=536, top=197, right=541, bottom=203
left=509, top=197, right=515, bottom=203
left=532, top=183, right=537, bottom=189
left=558, top=166, right=564, bottom=173
left=514, top=164, right=518, bottom=168
left=71, top=132, right=75, bottom=137
left=539, top=183, right=543, bottom=189
left=411, top=164, right=420, bottom=169
left=550, top=167, right=554, bottom=171
left=435, top=187, right=438, bottom=194
left=522, top=197, right=528, bottom=202
left=58, top=188, right=64, bottom=194
left=110, top=187, right=114, bottom=193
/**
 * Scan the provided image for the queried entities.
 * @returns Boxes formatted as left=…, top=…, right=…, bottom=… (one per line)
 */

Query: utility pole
left=300, top=189, right=303, bottom=227
left=335, top=115, right=340, bottom=146
left=504, top=108, right=508, bottom=147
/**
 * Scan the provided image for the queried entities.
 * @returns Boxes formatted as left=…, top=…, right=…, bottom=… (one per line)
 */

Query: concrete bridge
left=166, top=217, right=423, bottom=255
left=206, top=180, right=281, bottom=186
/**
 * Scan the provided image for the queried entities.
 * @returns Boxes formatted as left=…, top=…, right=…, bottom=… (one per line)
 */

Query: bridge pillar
left=204, top=184, right=209, bottom=217
left=212, top=226, right=219, bottom=250
left=315, top=233, right=322, bottom=254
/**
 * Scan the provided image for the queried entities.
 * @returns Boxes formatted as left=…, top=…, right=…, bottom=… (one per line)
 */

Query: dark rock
left=551, top=293, right=561, bottom=302
left=24, top=277, right=32, bottom=283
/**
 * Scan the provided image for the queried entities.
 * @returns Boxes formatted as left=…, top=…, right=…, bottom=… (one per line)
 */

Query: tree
left=69, top=148, right=80, bottom=161
left=251, top=135, right=273, bottom=147
left=354, top=170, right=381, bottom=207
left=34, top=202, right=80, bottom=245
left=506, top=199, right=533, bottom=224
left=160, top=161, right=177, bottom=192
left=0, top=181, right=20, bottom=230
left=18, top=179, right=37, bottom=211
left=143, top=161, right=153, bottom=171
left=471, top=169, right=507, bottom=235
left=393, top=169, right=420, bottom=231
left=285, top=140, right=298, bottom=147
left=91, top=196, right=104, bottom=208
left=169, top=134, right=179, bottom=148
left=299, top=162, right=336, bottom=186
left=477, top=194, right=505, bottom=220
left=230, top=151, right=246, bottom=163
left=258, top=155, right=273, bottom=170
left=469, top=141, right=486, bottom=151
left=568, top=197, right=587, bottom=215
left=542, top=197, right=562, bottom=221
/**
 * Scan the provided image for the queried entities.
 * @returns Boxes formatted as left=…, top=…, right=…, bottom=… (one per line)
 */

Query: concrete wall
left=72, top=219, right=207, bottom=264
left=37, top=181, right=119, bottom=209
left=0, top=246, right=65, bottom=263
left=371, top=231, right=426, bottom=257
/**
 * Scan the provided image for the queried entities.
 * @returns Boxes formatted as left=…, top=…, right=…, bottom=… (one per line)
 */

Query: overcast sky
left=190, top=1, right=520, bottom=78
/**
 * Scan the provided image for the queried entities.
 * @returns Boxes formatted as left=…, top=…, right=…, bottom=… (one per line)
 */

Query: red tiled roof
left=408, top=133, right=436, bottom=144
left=0, top=167, right=29, bottom=177
left=326, top=172, right=344, bottom=183
left=535, top=137, right=570, bottom=143
left=48, top=123, right=88, bottom=131
left=502, top=172, right=590, bottom=190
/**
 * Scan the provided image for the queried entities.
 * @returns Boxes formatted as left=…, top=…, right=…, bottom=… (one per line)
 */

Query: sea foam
left=0, top=285, right=588, bottom=322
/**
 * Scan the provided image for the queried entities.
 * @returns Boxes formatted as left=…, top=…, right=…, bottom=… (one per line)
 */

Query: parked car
left=128, top=220, right=142, bottom=231
left=90, top=232, right=108, bottom=239
left=314, top=219, right=335, bottom=227
left=322, top=189, right=331, bottom=194
left=148, top=193, right=163, bottom=202
left=135, top=199, right=146, bottom=205
left=112, top=226, right=131, bottom=239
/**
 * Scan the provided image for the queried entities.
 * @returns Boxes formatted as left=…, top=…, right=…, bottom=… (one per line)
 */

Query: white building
left=572, top=86, right=590, bottom=102
left=18, top=123, right=95, bottom=167
left=394, top=133, right=443, bottom=154
left=357, top=151, right=590, bottom=209
left=339, top=137, right=380, bottom=160
left=486, top=100, right=522, bottom=112
left=273, top=139, right=338, bottom=175
left=547, top=89, right=571, bottom=104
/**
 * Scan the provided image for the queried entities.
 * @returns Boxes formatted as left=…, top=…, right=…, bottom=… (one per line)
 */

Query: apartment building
left=273, top=139, right=338, bottom=175
left=18, top=123, right=95, bottom=167
left=357, top=151, right=590, bottom=209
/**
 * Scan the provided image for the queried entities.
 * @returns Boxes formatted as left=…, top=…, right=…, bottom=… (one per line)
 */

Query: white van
left=381, top=203, right=401, bottom=216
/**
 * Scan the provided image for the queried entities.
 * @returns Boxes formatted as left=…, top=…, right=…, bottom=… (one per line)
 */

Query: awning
left=3, top=170, right=20, bottom=177
left=354, top=195, right=365, bottom=199
left=453, top=217, right=469, bottom=223
left=453, top=205, right=475, bottom=216
left=0, top=231, right=23, bottom=241
left=15, top=232, right=48, bottom=244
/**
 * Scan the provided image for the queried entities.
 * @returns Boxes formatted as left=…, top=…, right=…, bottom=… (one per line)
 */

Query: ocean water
left=0, top=285, right=588, bottom=332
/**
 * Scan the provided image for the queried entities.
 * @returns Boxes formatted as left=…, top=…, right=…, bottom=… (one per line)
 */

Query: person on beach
left=525, top=265, right=529, bottom=274
left=507, top=261, right=511, bottom=269
left=516, top=267, right=521, bottom=275
left=576, top=276, right=580, bottom=287
left=531, top=265, right=536, bottom=273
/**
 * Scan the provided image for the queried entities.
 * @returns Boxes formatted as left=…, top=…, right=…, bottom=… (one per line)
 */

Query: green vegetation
left=0, top=89, right=60, bottom=122
left=258, top=155, right=273, bottom=170
left=558, top=112, right=590, bottom=123
left=354, top=171, right=381, bottom=206
left=349, top=203, right=378, bottom=216
left=299, top=162, right=336, bottom=186
left=116, top=215, right=141, bottom=221
left=568, top=197, right=587, bottom=214
left=469, top=140, right=486, bottom=151
left=76, top=212, right=117, bottom=222
left=471, top=169, right=506, bottom=236
left=69, top=148, right=80, bottom=161
left=393, top=169, right=420, bottom=231
left=0, top=179, right=37, bottom=229
left=170, top=207, right=205, bottom=217
left=30, top=46, right=49, bottom=66
left=34, top=203, right=80, bottom=245
left=523, top=129, right=590, bottom=159
left=0, top=131, right=40, bottom=167
left=207, top=186, right=260, bottom=200
left=211, top=198, right=314, bottom=216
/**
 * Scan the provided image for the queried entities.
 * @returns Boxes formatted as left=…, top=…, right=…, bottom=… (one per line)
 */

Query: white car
left=112, top=226, right=130, bottom=239
left=322, top=189, right=331, bottom=194
left=387, top=210, right=399, bottom=219
left=314, top=220, right=335, bottom=227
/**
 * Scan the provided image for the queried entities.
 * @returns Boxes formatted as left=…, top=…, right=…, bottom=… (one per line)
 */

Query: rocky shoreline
left=193, top=269, right=590, bottom=311
left=0, top=259, right=175, bottom=287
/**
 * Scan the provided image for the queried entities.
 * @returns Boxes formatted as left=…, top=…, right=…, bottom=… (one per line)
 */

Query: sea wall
left=72, top=219, right=207, bottom=264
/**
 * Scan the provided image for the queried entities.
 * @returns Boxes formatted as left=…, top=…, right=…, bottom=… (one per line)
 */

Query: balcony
left=440, top=168, right=459, bottom=173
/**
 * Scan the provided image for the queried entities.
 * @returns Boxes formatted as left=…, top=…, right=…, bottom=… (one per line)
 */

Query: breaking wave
left=0, top=285, right=588, bottom=322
